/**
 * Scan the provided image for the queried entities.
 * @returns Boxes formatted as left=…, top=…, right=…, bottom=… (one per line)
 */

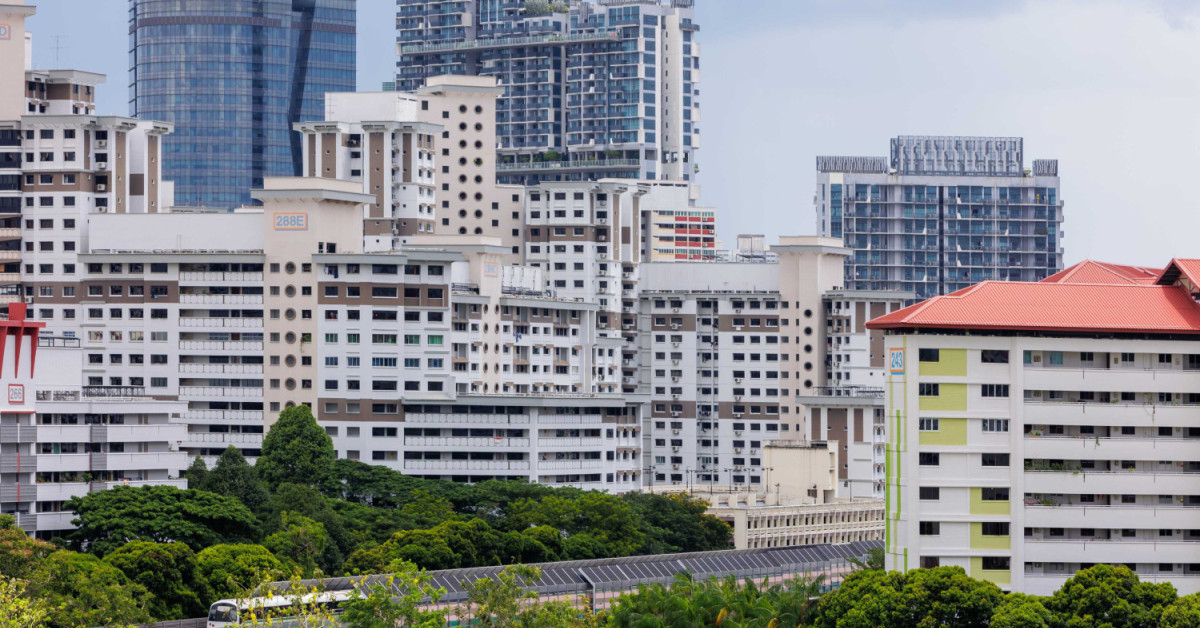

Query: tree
left=1045, top=564, right=1176, bottom=628
left=620, top=492, right=731, bottom=554
left=259, top=405, right=335, bottom=489
left=28, top=550, right=153, bottom=628
left=847, top=546, right=885, bottom=572
left=341, top=562, right=448, bottom=628
left=0, top=574, right=50, bottom=628
left=505, top=493, right=644, bottom=559
left=264, top=513, right=331, bottom=578
left=103, top=541, right=207, bottom=621
left=456, top=564, right=541, bottom=628
left=813, top=567, right=1004, bottom=628
left=66, top=484, right=258, bottom=556
left=1163, top=594, right=1200, bottom=628
left=200, top=446, right=270, bottom=513
left=185, top=456, right=209, bottom=490
left=991, top=593, right=1055, bottom=628
left=0, top=514, right=55, bottom=580
left=196, top=543, right=285, bottom=601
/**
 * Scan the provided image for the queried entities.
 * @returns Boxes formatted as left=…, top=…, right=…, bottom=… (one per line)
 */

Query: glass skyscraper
left=129, top=0, right=356, bottom=209
left=395, top=0, right=700, bottom=186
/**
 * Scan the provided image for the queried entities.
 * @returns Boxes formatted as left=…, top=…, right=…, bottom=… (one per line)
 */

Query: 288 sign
left=273, top=212, right=308, bottom=231
left=8, top=384, right=23, bottom=404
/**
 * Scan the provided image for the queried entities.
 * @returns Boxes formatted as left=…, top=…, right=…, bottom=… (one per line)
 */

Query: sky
left=26, top=0, right=1200, bottom=267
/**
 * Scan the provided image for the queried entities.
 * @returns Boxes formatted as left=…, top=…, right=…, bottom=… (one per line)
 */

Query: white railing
left=178, top=387, right=264, bottom=399
left=183, top=432, right=264, bottom=445
left=537, top=437, right=604, bottom=448
left=404, top=413, right=531, bottom=425
left=403, top=436, right=531, bottom=448
left=538, top=459, right=603, bottom=470
left=182, top=410, right=262, bottom=422
left=179, top=318, right=263, bottom=328
left=537, top=415, right=604, bottom=425
left=180, top=294, right=264, bottom=305
left=178, top=363, right=264, bottom=375
left=179, top=341, right=264, bottom=352
left=178, top=272, right=264, bottom=283
left=402, top=460, right=531, bottom=471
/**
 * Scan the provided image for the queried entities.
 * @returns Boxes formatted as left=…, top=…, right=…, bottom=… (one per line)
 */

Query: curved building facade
left=129, top=0, right=356, bottom=208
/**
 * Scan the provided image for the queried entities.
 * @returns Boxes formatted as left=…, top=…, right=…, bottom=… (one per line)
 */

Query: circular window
left=285, top=262, right=296, bottom=274
left=285, top=378, right=296, bottom=390
left=459, top=105, right=468, bottom=113
left=459, top=192, right=468, bottom=200
left=285, top=355, right=296, bottom=367
left=483, top=304, right=489, bottom=313
left=459, top=157, right=468, bottom=166
left=474, top=105, right=483, bottom=113
left=804, top=326, right=813, bottom=335
left=474, top=209, right=482, bottom=218
left=474, top=175, right=483, bottom=183
left=459, top=140, right=467, bottom=148
left=474, top=123, right=483, bottom=131
left=483, top=363, right=489, bottom=372
left=285, top=401, right=296, bottom=409
left=458, top=209, right=467, bottom=218
left=474, top=192, right=483, bottom=201
left=285, top=332, right=297, bottom=344
left=458, top=227, right=467, bottom=234
left=804, top=344, right=813, bottom=353
left=804, top=362, right=813, bottom=371
left=804, top=379, right=813, bottom=388
left=458, top=174, right=467, bottom=183
left=473, top=157, right=483, bottom=166
left=285, top=308, right=296, bottom=320
left=474, top=140, right=483, bottom=149
left=804, top=309, right=813, bottom=317
left=474, top=227, right=483, bottom=234
left=482, top=344, right=488, bottom=353
left=284, top=285, right=296, bottom=297
left=458, top=122, right=467, bottom=130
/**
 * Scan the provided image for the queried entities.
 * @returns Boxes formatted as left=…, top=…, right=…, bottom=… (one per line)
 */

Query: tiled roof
left=1155, top=259, right=1200, bottom=289
left=1041, top=260, right=1160, bottom=285
left=867, top=281, right=1200, bottom=334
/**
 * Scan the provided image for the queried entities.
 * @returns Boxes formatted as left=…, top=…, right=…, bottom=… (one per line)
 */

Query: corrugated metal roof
left=1155, top=259, right=1200, bottom=289
left=1041, top=260, right=1160, bottom=285
left=868, top=281, right=1200, bottom=334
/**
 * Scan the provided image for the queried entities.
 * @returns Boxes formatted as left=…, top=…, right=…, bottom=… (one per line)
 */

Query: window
left=919, top=521, right=940, bottom=536
left=403, top=334, right=420, bottom=345
left=919, top=487, right=940, bottom=500
left=981, top=418, right=1009, bottom=433
left=981, top=487, right=1009, bottom=501
left=918, top=348, right=939, bottom=362
left=982, top=384, right=1010, bottom=398
left=981, top=350, right=1009, bottom=364
left=919, top=383, right=939, bottom=397
left=981, top=522, right=1010, bottom=536
left=918, top=418, right=939, bottom=431
left=981, top=453, right=1010, bottom=467
left=919, top=452, right=940, bottom=466
left=981, top=557, right=1010, bottom=571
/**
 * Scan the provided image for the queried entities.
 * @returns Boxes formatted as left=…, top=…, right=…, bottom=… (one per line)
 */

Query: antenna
left=51, top=35, right=63, bottom=68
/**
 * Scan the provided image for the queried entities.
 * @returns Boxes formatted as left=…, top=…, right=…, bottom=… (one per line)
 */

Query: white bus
left=207, top=590, right=353, bottom=627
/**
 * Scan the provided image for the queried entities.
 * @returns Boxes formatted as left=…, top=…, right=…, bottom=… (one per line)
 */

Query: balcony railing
left=808, top=386, right=885, bottom=398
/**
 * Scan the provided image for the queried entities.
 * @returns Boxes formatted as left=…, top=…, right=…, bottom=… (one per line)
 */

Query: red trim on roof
left=1042, top=260, right=1160, bottom=285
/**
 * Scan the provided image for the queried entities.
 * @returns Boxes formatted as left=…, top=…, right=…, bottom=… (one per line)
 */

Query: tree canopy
left=257, top=404, right=335, bottom=489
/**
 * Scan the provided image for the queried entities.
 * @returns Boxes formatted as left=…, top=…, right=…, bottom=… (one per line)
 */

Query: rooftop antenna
left=51, top=35, right=63, bottom=68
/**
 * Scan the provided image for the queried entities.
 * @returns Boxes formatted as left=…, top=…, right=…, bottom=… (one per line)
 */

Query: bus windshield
left=208, top=603, right=238, bottom=623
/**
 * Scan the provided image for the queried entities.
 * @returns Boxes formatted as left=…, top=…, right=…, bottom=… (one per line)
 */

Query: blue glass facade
left=129, top=0, right=356, bottom=208
left=396, top=0, right=699, bottom=186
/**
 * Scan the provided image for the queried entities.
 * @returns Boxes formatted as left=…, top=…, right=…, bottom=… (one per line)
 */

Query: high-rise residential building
left=129, top=0, right=356, bottom=209
left=395, top=0, right=700, bottom=185
left=816, top=136, right=1064, bottom=301
left=874, top=258, right=1200, bottom=594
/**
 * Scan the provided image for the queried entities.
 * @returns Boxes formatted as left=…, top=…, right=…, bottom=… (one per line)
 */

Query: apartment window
left=919, top=487, right=940, bottom=500
left=919, top=452, right=940, bottom=466
left=981, top=453, right=1010, bottom=467
left=918, top=383, right=939, bottom=397
left=921, top=557, right=941, bottom=569
left=981, top=350, right=1009, bottom=364
left=918, top=418, right=939, bottom=431
left=981, top=384, right=1010, bottom=398
left=981, top=418, right=1009, bottom=433
left=981, top=522, right=1009, bottom=536
left=918, top=348, right=939, bottom=362
left=981, top=557, right=1010, bottom=570
left=981, top=487, right=1010, bottom=501
left=919, top=522, right=940, bottom=536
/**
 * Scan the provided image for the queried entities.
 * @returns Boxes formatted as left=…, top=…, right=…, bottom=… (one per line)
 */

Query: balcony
left=178, top=340, right=264, bottom=352
left=178, top=272, right=263, bottom=283
left=181, top=432, right=264, bottom=446
left=36, top=453, right=90, bottom=473
left=178, top=386, right=264, bottom=399
left=179, top=317, right=263, bottom=329
left=179, top=294, right=264, bottom=305
left=1023, top=538, right=1200, bottom=564
left=403, top=413, right=531, bottom=425
left=32, top=482, right=88, bottom=502
left=399, top=29, right=620, bottom=55
left=91, top=478, right=188, bottom=491
left=496, top=158, right=641, bottom=173
left=36, top=511, right=76, bottom=530
left=401, top=460, right=531, bottom=472
left=178, top=363, right=264, bottom=375
left=538, top=459, right=603, bottom=470
left=403, top=436, right=531, bottom=448
left=536, top=437, right=604, bottom=448
left=1025, top=504, right=1198, bottom=529
left=182, top=410, right=262, bottom=422
left=103, top=451, right=186, bottom=470
left=1023, top=366, right=1199, bottom=393
left=1024, top=434, right=1199, bottom=461
left=1023, top=469, right=1199, bottom=494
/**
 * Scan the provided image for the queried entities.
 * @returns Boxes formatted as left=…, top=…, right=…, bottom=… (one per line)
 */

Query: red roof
left=1041, top=260, right=1160, bottom=285
left=867, top=281, right=1200, bottom=334
left=1155, top=259, right=1200, bottom=289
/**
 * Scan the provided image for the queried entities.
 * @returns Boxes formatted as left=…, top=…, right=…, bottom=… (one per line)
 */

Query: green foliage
left=258, top=405, right=336, bottom=489
left=28, top=550, right=153, bottom=628
left=341, top=562, right=447, bottom=628
left=620, top=492, right=732, bottom=555
left=609, top=572, right=825, bottom=628
left=200, top=446, right=271, bottom=513
left=65, top=484, right=258, bottom=556
left=196, top=543, right=284, bottom=601
left=185, top=456, right=209, bottom=490
left=0, top=574, right=50, bottom=628
left=520, top=0, right=568, bottom=17
left=0, top=515, right=55, bottom=580
left=847, top=546, right=885, bottom=572
left=813, top=566, right=1005, bottom=628
left=263, top=513, right=331, bottom=578
left=505, top=493, right=644, bottom=559
left=1162, top=594, right=1200, bottom=628
left=103, top=541, right=207, bottom=620
left=1045, top=563, right=1176, bottom=628
left=456, top=564, right=541, bottom=627
left=991, top=593, right=1056, bottom=628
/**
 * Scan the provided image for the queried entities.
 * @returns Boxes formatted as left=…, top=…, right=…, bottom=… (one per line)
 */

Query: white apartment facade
left=876, top=259, right=1200, bottom=594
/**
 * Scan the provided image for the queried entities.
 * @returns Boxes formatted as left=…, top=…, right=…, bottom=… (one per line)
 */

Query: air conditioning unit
left=672, top=463, right=679, bottom=470
left=734, top=465, right=743, bottom=471
left=734, top=447, right=743, bottom=453
left=733, top=412, right=743, bottom=418
left=98, top=207, right=107, bottom=213
left=735, top=377, right=742, bottom=384
left=672, top=446, right=679, bottom=452
left=734, top=395, right=742, bottom=401
left=670, top=324, right=680, bottom=330
left=96, top=184, right=106, bottom=192
left=671, top=394, right=679, bottom=400
left=734, top=430, right=742, bottom=436
left=734, top=326, right=743, bottom=331
left=672, top=359, right=680, bottom=365
left=672, top=429, right=680, bottom=435
left=23, top=297, right=33, bottom=304
left=97, top=162, right=107, bottom=170
left=672, top=342, right=680, bottom=348
left=672, top=307, right=680, bottom=313
left=735, top=308, right=743, bottom=313
left=95, top=139, right=107, bottom=149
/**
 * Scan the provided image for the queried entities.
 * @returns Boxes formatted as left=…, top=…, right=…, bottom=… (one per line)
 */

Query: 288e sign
left=273, top=212, right=308, bottom=231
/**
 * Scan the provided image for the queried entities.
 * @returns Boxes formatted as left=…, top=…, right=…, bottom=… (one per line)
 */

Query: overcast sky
left=27, top=0, right=1200, bottom=267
